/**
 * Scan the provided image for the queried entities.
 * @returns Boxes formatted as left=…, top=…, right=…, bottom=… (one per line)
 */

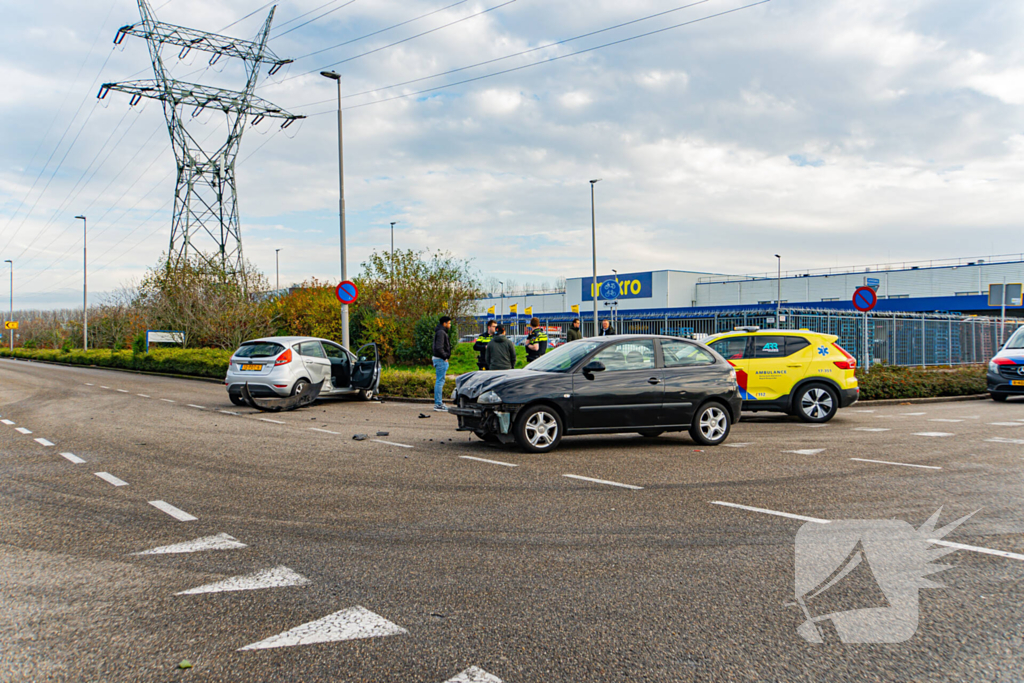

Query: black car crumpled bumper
left=450, top=400, right=517, bottom=437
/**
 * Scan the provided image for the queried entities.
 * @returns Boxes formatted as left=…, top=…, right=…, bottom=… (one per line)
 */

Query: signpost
left=4, top=321, right=17, bottom=330
left=145, top=330, right=185, bottom=353
left=852, top=286, right=877, bottom=367
left=335, top=281, right=359, bottom=305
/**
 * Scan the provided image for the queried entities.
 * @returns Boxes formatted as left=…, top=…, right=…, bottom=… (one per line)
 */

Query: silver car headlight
left=989, top=360, right=998, bottom=374
left=478, top=391, right=502, bottom=405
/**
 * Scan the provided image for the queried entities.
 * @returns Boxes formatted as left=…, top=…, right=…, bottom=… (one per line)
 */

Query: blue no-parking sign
left=852, top=286, right=877, bottom=312
left=336, top=281, right=359, bottom=305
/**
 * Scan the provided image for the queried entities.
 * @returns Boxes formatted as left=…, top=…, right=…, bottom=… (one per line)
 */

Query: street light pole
left=590, top=179, right=601, bottom=338
left=774, top=254, right=781, bottom=330
left=76, top=215, right=88, bottom=350
left=275, top=248, right=281, bottom=291
left=321, top=70, right=349, bottom=349
left=499, top=280, right=504, bottom=328
left=3, top=260, right=11, bottom=350
left=390, top=221, right=397, bottom=288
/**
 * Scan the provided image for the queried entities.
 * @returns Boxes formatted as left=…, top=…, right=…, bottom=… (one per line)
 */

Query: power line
left=270, top=0, right=517, bottom=86
left=292, top=0, right=470, bottom=60
left=274, top=0, right=344, bottom=30
left=293, top=0, right=712, bottom=108
left=273, top=0, right=357, bottom=39
left=220, top=1, right=277, bottom=32
left=305, top=1, right=771, bottom=113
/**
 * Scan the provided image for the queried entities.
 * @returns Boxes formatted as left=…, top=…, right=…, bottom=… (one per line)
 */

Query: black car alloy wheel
left=689, top=403, right=730, bottom=445
left=795, top=383, right=838, bottom=423
left=515, top=404, right=563, bottom=453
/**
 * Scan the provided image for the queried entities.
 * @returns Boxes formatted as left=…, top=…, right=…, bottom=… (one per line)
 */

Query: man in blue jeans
left=432, top=316, right=453, bottom=411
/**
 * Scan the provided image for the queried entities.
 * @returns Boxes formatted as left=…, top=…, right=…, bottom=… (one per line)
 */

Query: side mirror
left=583, top=360, right=606, bottom=375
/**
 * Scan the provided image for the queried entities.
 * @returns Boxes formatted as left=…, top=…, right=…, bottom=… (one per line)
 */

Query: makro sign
left=581, top=272, right=653, bottom=302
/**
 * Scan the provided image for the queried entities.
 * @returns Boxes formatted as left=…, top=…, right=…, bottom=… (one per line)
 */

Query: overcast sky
left=2, top=0, right=1022, bottom=308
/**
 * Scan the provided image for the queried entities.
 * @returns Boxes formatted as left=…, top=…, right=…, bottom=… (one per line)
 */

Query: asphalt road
left=2, top=357, right=1023, bottom=682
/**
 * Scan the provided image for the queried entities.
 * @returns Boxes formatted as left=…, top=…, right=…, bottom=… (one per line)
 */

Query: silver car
left=225, top=336, right=380, bottom=406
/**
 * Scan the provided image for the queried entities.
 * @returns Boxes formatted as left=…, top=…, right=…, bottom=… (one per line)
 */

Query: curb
left=0, top=356, right=224, bottom=384
left=857, top=394, right=990, bottom=406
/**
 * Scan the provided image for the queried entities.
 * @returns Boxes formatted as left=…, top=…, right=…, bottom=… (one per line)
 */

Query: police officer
left=473, top=320, right=497, bottom=370
left=525, top=316, right=548, bottom=363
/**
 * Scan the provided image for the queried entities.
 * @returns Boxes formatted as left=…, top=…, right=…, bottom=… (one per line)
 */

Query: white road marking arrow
left=132, top=533, right=247, bottom=555
left=445, top=666, right=503, bottom=682
left=177, top=566, right=309, bottom=595
left=238, top=606, right=407, bottom=651
left=783, top=449, right=825, bottom=455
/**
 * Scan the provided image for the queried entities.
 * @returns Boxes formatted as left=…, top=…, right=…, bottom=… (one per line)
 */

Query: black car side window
left=784, top=337, right=811, bottom=356
left=592, top=341, right=656, bottom=372
left=662, top=340, right=715, bottom=367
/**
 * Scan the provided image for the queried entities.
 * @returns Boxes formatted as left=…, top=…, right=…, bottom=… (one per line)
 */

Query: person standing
left=485, top=324, right=517, bottom=371
left=432, top=316, right=453, bottom=411
left=566, top=318, right=582, bottom=342
left=525, top=316, right=548, bottom=363
left=473, top=319, right=497, bottom=370
left=600, top=319, right=616, bottom=336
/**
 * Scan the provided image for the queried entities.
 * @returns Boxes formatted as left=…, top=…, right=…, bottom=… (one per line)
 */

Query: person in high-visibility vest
left=525, top=317, right=548, bottom=363
left=473, top=320, right=497, bottom=370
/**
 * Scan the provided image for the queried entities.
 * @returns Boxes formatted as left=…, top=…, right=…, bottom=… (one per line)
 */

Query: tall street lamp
left=498, top=280, right=504, bottom=328
left=390, top=221, right=397, bottom=288
left=275, top=248, right=281, bottom=291
left=589, top=179, right=601, bottom=338
left=321, top=70, right=349, bottom=349
left=3, top=259, right=11, bottom=350
left=774, top=254, right=781, bottom=330
left=76, top=215, right=88, bottom=350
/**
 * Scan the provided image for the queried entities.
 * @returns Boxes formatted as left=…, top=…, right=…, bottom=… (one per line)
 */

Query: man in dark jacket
left=600, top=319, right=616, bottom=336
left=485, top=324, right=517, bottom=371
left=473, top=320, right=497, bottom=370
left=432, top=316, right=453, bottom=411
left=566, top=318, right=582, bottom=342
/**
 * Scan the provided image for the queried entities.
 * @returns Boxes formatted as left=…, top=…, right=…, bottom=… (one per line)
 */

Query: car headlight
left=989, top=361, right=998, bottom=374
left=478, top=391, right=502, bottom=405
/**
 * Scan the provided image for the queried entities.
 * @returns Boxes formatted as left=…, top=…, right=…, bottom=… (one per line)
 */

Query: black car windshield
left=525, top=340, right=602, bottom=372
left=1005, top=328, right=1024, bottom=349
left=234, top=341, right=285, bottom=358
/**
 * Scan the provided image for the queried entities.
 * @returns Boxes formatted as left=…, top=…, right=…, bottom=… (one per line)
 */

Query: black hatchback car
left=450, top=335, right=742, bottom=452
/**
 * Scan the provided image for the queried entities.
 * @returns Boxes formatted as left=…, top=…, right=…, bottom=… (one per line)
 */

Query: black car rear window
left=234, top=342, right=285, bottom=358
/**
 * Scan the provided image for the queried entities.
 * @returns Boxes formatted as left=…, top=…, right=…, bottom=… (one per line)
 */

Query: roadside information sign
left=864, top=277, right=880, bottom=291
left=336, top=281, right=359, bottom=305
left=600, top=279, right=620, bottom=301
left=145, top=329, right=185, bottom=352
left=852, top=286, right=877, bottom=312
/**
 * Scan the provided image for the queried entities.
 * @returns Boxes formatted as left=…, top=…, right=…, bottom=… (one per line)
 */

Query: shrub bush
left=856, top=364, right=986, bottom=400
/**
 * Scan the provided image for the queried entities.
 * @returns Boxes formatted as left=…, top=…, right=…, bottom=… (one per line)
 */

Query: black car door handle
left=648, top=377, right=661, bottom=384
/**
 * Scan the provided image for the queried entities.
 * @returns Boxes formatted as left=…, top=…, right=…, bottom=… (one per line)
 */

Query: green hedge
left=0, top=347, right=230, bottom=378
left=379, top=368, right=455, bottom=399
left=856, top=364, right=986, bottom=401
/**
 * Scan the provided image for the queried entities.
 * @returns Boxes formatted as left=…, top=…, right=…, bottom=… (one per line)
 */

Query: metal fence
left=495, top=309, right=1018, bottom=367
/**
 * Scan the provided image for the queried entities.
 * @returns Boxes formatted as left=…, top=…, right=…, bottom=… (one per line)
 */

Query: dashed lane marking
left=929, top=540, right=1024, bottom=562
left=148, top=500, right=197, bottom=522
left=238, top=606, right=408, bottom=651
left=84, top=383, right=94, bottom=386
left=187, top=404, right=206, bottom=409
left=460, top=455, right=518, bottom=467
left=259, top=418, right=285, bottom=424
left=799, top=424, right=829, bottom=428
left=117, top=389, right=129, bottom=393
left=160, top=398, right=175, bottom=403
left=372, top=439, right=413, bottom=448
left=1, top=419, right=13, bottom=425
left=929, top=419, right=963, bottom=423
left=15, top=427, right=31, bottom=434
left=988, top=422, right=1024, bottom=427
left=914, top=432, right=954, bottom=437
left=133, top=533, right=246, bottom=555
left=563, top=474, right=642, bottom=490
left=850, top=409, right=875, bottom=413
left=850, top=458, right=942, bottom=470
left=902, top=412, right=927, bottom=416
left=310, top=427, right=341, bottom=435
left=100, top=386, right=110, bottom=389
left=722, top=442, right=752, bottom=448
left=60, top=452, right=86, bottom=464
left=94, top=472, right=129, bottom=487
left=137, top=394, right=150, bottom=398
left=853, top=428, right=890, bottom=432
left=986, top=437, right=1024, bottom=445
left=34, top=438, right=55, bottom=447
left=219, top=410, right=239, bottom=415
left=445, top=667, right=503, bottom=683
left=783, top=449, right=825, bottom=455
left=710, top=500, right=830, bottom=524
left=176, top=566, right=310, bottom=595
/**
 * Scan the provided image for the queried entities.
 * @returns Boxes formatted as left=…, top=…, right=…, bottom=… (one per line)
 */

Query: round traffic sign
left=336, top=280, right=359, bottom=305
left=600, top=279, right=620, bottom=301
left=852, top=286, right=877, bottom=312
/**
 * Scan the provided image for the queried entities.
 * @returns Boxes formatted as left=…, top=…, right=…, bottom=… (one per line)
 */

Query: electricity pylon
left=99, top=0, right=303, bottom=275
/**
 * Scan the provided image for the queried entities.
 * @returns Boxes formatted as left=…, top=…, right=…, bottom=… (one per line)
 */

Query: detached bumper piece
left=451, top=404, right=514, bottom=437
left=240, top=380, right=323, bottom=412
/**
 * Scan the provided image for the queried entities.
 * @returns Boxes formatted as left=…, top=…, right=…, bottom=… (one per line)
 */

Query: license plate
left=240, top=364, right=263, bottom=371
left=1012, top=380, right=1024, bottom=386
